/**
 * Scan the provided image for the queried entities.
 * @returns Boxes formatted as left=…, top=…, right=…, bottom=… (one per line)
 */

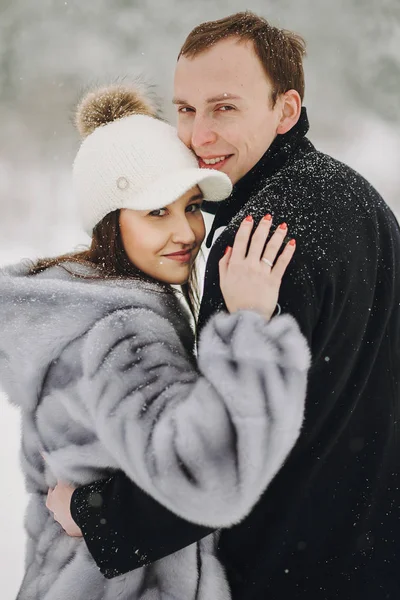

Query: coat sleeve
left=70, top=472, right=214, bottom=578
left=68, top=308, right=309, bottom=528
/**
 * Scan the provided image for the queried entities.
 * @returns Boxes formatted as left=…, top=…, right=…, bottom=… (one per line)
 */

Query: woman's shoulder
left=0, top=258, right=192, bottom=335
left=0, top=260, right=195, bottom=411
left=39, top=261, right=196, bottom=357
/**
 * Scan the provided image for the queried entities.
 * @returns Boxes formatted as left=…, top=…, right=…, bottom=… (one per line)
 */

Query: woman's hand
left=46, top=482, right=83, bottom=537
left=219, top=214, right=295, bottom=320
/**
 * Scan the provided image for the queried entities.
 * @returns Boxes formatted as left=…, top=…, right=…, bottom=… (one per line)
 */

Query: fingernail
left=245, top=215, right=253, bottom=222
left=263, top=214, right=272, bottom=221
left=224, top=246, right=232, bottom=255
left=289, top=238, right=296, bottom=246
left=279, top=222, right=287, bottom=230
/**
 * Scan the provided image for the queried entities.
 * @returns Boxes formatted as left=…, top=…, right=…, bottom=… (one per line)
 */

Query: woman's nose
left=171, top=216, right=196, bottom=245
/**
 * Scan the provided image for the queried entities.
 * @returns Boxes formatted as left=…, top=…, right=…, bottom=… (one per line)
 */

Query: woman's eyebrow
left=188, top=193, right=204, bottom=202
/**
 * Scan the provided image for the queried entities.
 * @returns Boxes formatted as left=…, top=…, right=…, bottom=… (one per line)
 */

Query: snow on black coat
left=0, top=262, right=309, bottom=600
left=71, top=109, right=400, bottom=599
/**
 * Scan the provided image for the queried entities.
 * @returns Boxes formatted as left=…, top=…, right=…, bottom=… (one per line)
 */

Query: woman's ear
left=276, top=90, right=302, bottom=135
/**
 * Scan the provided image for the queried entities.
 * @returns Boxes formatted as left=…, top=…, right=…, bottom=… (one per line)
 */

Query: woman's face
left=119, top=186, right=205, bottom=285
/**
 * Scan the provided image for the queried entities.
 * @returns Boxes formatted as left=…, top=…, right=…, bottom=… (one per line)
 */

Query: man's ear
left=276, top=90, right=302, bottom=135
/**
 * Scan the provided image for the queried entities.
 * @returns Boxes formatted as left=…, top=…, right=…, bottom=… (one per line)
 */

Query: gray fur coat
left=0, top=262, right=310, bottom=600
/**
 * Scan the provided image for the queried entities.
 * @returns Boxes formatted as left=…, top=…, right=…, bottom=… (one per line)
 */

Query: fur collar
left=0, top=261, right=195, bottom=412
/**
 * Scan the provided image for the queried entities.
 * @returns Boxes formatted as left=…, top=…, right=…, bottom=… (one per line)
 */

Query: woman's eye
left=149, top=208, right=167, bottom=217
left=218, top=105, right=234, bottom=112
left=178, top=106, right=194, bottom=114
left=186, top=203, right=202, bottom=213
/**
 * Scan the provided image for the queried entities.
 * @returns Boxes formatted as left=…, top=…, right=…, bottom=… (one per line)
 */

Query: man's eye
left=178, top=106, right=195, bottom=114
left=149, top=208, right=167, bottom=217
left=186, top=203, right=202, bottom=213
left=218, top=105, right=234, bottom=112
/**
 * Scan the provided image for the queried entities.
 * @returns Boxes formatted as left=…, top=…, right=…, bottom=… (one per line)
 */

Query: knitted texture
left=73, top=114, right=232, bottom=234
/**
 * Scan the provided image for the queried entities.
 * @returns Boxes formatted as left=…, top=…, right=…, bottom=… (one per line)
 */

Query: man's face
left=174, top=37, right=285, bottom=185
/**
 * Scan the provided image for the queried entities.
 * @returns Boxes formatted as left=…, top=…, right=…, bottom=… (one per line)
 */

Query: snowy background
left=1, top=0, right=399, bottom=597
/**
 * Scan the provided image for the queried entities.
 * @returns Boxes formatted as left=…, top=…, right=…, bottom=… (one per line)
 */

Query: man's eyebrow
left=206, top=93, right=242, bottom=103
left=172, top=93, right=242, bottom=105
left=172, top=97, right=187, bottom=105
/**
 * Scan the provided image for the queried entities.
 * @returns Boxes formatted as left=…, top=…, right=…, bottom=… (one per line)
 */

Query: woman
left=0, top=84, right=309, bottom=600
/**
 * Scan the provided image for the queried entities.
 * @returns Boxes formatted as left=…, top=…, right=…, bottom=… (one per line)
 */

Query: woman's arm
left=49, top=309, right=308, bottom=576
left=63, top=306, right=309, bottom=528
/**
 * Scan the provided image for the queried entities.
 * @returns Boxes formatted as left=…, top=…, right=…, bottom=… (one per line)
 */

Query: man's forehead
left=174, top=41, right=268, bottom=102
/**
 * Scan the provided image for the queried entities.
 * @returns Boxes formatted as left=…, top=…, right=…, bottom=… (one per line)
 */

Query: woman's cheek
left=191, top=213, right=206, bottom=242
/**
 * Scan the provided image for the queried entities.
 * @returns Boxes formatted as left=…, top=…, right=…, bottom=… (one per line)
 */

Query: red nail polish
left=263, top=214, right=272, bottom=221
left=279, top=222, right=288, bottom=230
left=245, top=215, right=253, bottom=222
left=224, top=246, right=232, bottom=255
left=289, top=239, right=296, bottom=246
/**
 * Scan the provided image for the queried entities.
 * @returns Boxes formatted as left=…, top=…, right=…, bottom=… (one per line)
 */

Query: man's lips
left=197, top=155, right=232, bottom=170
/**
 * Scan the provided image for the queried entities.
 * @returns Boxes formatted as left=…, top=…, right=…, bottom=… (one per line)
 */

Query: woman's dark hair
left=29, top=210, right=200, bottom=319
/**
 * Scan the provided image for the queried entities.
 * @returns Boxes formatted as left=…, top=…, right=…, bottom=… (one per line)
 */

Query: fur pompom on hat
left=72, top=83, right=232, bottom=235
left=74, top=84, right=157, bottom=138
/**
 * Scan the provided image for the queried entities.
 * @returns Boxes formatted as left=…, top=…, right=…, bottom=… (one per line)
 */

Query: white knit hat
left=72, top=87, right=232, bottom=235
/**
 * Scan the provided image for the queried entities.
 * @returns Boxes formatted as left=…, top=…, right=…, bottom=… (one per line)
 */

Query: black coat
left=71, top=109, right=400, bottom=599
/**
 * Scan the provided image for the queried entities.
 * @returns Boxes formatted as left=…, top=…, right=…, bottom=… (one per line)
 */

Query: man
left=49, top=12, right=400, bottom=599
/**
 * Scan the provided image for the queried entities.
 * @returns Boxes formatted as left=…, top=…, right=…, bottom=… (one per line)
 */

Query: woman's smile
left=162, top=248, right=194, bottom=263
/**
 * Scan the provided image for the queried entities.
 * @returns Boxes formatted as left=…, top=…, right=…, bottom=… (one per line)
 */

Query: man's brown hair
left=178, top=11, right=306, bottom=106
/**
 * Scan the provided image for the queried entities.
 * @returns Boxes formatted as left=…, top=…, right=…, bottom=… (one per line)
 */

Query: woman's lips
left=163, top=251, right=192, bottom=263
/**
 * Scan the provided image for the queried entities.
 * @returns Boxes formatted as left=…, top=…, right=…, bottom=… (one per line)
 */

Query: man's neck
left=204, top=107, right=310, bottom=247
left=234, top=107, right=310, bottom=195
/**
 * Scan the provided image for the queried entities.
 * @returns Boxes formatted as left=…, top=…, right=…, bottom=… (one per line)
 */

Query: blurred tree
left=1, top=0, right=399, bottom=157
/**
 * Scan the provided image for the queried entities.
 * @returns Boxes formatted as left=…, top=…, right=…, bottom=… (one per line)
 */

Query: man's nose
left=191, top=115, right=217, bottom=149
left=171, top=215, right=196, bottom=245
